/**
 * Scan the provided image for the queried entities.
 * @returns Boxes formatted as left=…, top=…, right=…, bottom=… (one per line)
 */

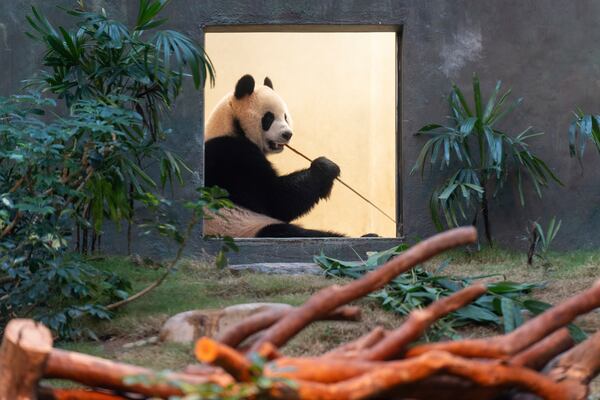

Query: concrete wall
left=2, top=1, right=600, bottom=255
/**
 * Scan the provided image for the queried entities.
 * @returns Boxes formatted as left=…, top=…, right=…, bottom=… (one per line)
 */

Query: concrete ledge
left=228, top=262, right=324, bottom=275
left=202, top=237, right=404, bottom=263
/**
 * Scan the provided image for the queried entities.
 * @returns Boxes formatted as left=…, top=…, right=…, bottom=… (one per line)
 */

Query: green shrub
left=412, top=74, right=561, bottom=245
left=25, top=0, right=214, bottom=252
left=0, top=0, right=217, bottom=338
left=315, top=245, right=585, bottom=341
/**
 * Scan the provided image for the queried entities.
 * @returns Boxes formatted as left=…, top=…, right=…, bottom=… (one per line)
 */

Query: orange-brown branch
left=407, top=279, right=600, bottom=359
left=38, top=387, right=126, bottom=400
left=511, top=328, right=574, bottom=370
left=267, top=351, right=572, bottom=400
left=359, top=284, right=487, bottom=360
left=195, top=337, right=253, bottom=382
left=546, top=330, right=600, bottom=400
left=251, top=227, right=477, bottom=351
left=218, top=305, right=361, bottom=348
left=323, top=327, right=388, bottom=358
left=0, top=319, right=53, bottom=400
left=0, top=211, right=21, bottom=239
left=45, top=348, right=231, bottom=398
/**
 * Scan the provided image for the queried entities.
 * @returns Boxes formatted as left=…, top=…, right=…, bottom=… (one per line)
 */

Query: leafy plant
left=25, top=0, right=215, bottom=253
left=0, top=1, right=223, bottom=338
left=0, top=94, right=137, bottom=338
left=568, top=109, right=600, bottom=164
left=412, top=74, right=561, bottom=246
left=525, top=217, right=562, bottom=267
left=315, top=245, right=585, bottom=341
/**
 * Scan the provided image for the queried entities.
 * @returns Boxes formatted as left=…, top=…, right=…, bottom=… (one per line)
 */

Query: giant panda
left=203, top=74, right=343, bottom=238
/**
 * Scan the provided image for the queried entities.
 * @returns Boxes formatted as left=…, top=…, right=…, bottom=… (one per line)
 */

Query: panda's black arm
left=204, top=137, right=276, bottom=216
left=204, top=136, right=338, bottom=222
left=268, top=157, right=339, bottom=222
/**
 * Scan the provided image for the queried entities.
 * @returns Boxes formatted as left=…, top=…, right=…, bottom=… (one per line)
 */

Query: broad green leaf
left=500, top=297, right=523, bottom=333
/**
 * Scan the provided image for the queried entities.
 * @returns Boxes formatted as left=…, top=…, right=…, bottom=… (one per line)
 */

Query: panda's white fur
left=203, top=74, right=342, bottom=238
left=203, top=206, right=281, bottom=237
left=206, top=79, right=293, bottom=154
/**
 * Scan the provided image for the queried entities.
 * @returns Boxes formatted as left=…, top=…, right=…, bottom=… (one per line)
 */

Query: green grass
left=51, top=248, right=600, bottom=384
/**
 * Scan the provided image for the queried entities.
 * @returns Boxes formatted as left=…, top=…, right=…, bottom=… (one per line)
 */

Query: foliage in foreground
left=26, top=0, right=214, bottom=253
left=315, top=244, right=585, bottom=341
left=0, top=0, right=219, bottom=338
left=0, top=94, right=234, bottom=337
left=0, top=95, right=136, bottom=338
left=412, top=74, right=561, bottom=245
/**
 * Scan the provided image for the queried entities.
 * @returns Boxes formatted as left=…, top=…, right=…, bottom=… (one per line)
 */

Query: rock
left=228, top=262, right=323, bottom=275
left=159, top=303, right=293, bottom=344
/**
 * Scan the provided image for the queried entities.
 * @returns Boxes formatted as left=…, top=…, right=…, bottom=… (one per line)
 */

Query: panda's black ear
left=264, top=77, right=274, bottom=90
left=234, top=75, right=255, bottom=99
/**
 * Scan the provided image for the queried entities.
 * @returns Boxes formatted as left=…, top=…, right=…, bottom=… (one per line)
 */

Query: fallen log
left=250, top=227, right=478, bottom=351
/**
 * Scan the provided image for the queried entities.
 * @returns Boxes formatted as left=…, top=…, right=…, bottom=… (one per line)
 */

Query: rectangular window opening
left=203, top=26, right=400, bottom=240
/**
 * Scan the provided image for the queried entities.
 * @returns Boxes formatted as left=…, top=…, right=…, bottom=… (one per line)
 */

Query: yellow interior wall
left=204, top=32, right=396, bottom=237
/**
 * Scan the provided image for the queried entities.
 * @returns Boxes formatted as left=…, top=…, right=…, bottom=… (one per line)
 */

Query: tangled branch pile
left=2, top=227, right=600, bottom=400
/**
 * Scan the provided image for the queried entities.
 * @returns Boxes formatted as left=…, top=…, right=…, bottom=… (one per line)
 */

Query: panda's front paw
left=311, top=156, right=341, bottom=180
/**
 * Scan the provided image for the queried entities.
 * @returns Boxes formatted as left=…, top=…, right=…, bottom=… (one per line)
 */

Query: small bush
left=1, top=0, right=216, bottom=338
left=412, top=75, right=561, bottom=245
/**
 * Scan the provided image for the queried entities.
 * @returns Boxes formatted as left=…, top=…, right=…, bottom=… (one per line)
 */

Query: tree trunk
left=481, top=187, right=492, bottom=246
left=127, top=183, right=133, bottom=256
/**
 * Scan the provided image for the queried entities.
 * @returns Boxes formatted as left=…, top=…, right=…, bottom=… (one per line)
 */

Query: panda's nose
left=281, top=131, right=293, bottom=141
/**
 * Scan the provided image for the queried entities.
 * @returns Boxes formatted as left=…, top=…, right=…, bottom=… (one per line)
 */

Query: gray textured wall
left=2, top=1, right=600, bottom=256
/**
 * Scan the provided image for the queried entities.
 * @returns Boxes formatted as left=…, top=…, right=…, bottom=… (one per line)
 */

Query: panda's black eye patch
left=262, top=112, right=275, bottom=131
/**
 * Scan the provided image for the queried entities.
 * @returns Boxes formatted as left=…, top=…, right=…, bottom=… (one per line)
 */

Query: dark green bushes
left=1, top=1, right=218, bottom=338
left=412, top=75, right=561, bottom=245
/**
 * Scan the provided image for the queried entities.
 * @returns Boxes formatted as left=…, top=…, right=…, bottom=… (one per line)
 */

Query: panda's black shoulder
left=205, top=136, right=262, bottom=158
left=205, top=136, right=270, bottom=168
left=204, top=136, right=277, bottom=184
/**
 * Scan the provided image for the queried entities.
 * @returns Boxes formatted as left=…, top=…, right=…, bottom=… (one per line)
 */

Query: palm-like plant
left=568, top=110, right=600, bottom=162
left=412, top=75, right=561, bottom=245
left=24, top=0, right=215, bottom=253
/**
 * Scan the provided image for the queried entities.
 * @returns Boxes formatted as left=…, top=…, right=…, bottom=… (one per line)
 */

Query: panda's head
left=226, top=74, right=294, bottom=154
